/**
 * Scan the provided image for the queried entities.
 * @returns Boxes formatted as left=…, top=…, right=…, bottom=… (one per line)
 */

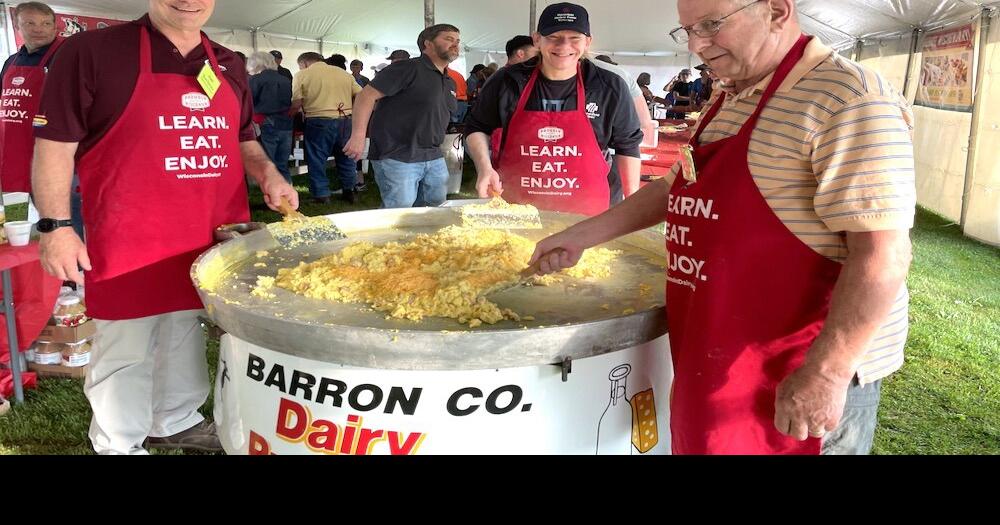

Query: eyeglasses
left=669, top=0, right=765, bottom=44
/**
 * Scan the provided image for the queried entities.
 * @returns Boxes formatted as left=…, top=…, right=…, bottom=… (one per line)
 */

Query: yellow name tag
left=197, top=62, right=221, bottom=99
left=679, top=145, right=697, bottom=183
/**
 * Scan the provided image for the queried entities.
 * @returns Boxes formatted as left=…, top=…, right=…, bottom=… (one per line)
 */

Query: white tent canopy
left=7, top=0, right=1000, bottom=57
left=2, top=0, right=999, bottom=245
left=7, top=1, right=999, bottom=103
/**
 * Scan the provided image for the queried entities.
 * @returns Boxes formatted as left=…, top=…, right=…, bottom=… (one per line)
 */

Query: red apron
left=0, top=38, right=64, bottom=193
left=666, top=35, right=842, bottom=455
left=496, top=66, right=610, bottom=216
left=77, top=27, right=249, bottom=320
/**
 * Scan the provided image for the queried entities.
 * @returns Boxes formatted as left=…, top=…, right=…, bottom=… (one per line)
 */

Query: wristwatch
left=35, top=218, right=74, bottom=233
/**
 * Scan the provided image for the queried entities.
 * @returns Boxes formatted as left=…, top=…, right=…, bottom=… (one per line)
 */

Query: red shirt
left=446, top=67, right=468, bottom=101
left=36, top=15, right=255, bottom=159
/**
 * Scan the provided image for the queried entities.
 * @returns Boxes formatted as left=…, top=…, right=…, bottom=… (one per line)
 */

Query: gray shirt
left=368, top=53, right=457, bottom=162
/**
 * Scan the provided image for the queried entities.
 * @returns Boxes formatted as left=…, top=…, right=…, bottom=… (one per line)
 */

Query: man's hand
left=774, top=361, right=853, bottom=441
left=344, top=136, right=366, bottom=161
left=527, top=229, right=588, bottom=276
left=39, top=228, right=91, bottom=285
left=475, top=167, right=503, bottom=198
left=260, top=173, right=298, bottom=211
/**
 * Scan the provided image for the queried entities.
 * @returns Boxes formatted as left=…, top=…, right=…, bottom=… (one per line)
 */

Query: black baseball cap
left=269, top=50, right=282, bottom=59
left=537, top=2, right=591, bottom=37
left=694, top=64, right=710, bottom=71
left=386, top=49, right=411, bottom=61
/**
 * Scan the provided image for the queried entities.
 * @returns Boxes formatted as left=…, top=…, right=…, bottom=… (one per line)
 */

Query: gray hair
left=247, top=51, right=277, bottom=75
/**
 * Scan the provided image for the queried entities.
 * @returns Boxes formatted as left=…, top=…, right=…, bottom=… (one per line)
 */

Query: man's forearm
left=289, top=99, right=303, bottom=116
left=31, top=138, right=78, bottom=219
left=466, top=132, right=493, bottom=172
left=349, top=88, right=379, bottom=140
left=616, top=155, right=641, bottom=197
left=240, top=140, right=280, bottom=186
left=805, top=230, right=913, bottom=378
left=571, top=177, right=668, bottom=248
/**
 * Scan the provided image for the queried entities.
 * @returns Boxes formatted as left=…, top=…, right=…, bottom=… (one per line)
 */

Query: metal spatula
left=266, top=196, right=347, bottom=247
left=460, top=191, right=543, bottom=230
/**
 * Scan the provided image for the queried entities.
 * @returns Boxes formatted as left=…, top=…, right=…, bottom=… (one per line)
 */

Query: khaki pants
left=85, top=310, right=209, bottom=455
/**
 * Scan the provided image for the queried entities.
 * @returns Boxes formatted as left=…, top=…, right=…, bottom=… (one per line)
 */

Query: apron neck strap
left=691, top=34, right=811, bottom=144
left=514, top=63, right=586, bottom=114
left=139, top=25, right=220, bottom=75
left=738, top=34, right=810, bottom=136
left=38, top=37, right=65, bottom=68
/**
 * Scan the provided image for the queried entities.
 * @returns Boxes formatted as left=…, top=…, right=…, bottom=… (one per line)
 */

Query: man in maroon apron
left=527, top=0, right=915, bottom=454
left=0, top=2, right=61, bottom=195
left=465, top=3, right=644, bottom=217
left=32, top=0, right=297, bottom=455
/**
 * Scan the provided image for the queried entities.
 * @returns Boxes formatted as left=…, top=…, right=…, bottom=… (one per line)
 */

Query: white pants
left=85, top=309, right=209, bottom=455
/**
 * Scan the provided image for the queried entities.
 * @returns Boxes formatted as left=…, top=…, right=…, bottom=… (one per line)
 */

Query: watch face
left=36, top=219, right=56, bottom=233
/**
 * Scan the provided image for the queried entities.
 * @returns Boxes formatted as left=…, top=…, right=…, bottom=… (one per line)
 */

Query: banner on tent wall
left=916, top=23, right=977, bottom=112
left=8, top=7, right=126, bottom=49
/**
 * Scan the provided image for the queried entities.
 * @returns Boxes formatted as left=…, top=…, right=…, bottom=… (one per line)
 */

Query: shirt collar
left=719, top=35, right=832, bottom=101
left=419, top=52, right=446, bottom=75
left=17, top=42, right=52, bottom=58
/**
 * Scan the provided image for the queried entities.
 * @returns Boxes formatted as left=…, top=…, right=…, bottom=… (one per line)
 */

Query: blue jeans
left=372, top=158, right=448, bottom=208
left=451, top=100, right=468, bottom=123
left=821, top=378, right=882, bottom=455
left=259, top=120, right=293, bottom=183
left=304, top=117, right=356, bottom=198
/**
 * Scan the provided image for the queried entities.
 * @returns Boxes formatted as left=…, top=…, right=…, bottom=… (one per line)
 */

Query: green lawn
left=1, top=168, right=997, bottom=454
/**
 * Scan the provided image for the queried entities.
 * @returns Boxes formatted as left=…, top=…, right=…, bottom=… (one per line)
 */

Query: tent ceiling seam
left=258, top=0, right=314, bottom=31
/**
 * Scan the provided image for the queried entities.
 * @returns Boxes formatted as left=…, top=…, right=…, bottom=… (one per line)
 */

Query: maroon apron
left=77, top=27, right=249, bottom=320
left=0, top=38, right=64, bottom=192
left=666, top=35, right=842, bottom=454
left=496, top=66, right=610, bottom=216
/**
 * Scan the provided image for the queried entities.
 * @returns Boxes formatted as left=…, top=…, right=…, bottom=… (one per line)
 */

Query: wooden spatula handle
left=278, top=196, right=304, bottom=219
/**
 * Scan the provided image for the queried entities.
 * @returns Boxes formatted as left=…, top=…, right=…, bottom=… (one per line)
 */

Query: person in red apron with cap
left=32, top=0, right=297, bottom=455
left=0, top=2, right=61, bottom=194
left=526, top=0, right=915, bottom=455
left=465, top=2, right=643, bottom=217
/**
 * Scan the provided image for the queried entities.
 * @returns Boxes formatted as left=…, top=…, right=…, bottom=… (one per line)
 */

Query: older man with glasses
left=528, top=0, right=916, bottom=455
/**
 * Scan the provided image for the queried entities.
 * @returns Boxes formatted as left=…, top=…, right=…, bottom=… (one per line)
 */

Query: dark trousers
left=304, top=117, right=357, bottom=198
left=259, top=120, right=293, bottom=183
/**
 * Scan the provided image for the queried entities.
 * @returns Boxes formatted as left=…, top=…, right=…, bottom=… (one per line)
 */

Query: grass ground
left=1, top=167, right=997, bottom=454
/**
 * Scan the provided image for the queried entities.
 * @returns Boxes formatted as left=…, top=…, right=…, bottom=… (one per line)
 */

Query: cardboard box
left=37, top=319, right=96, bottom=343
left=28, top=361, right=88, bottom=379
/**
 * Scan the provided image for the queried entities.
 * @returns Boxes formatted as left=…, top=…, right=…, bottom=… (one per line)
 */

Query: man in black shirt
left=344, top=24, right=459, bottom=208
left=465, top=3, right=641, bottom=216
left=269, top=50, right=293, bottom=82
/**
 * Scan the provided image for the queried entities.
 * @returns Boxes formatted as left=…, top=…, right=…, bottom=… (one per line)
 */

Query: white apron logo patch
left=586, top=102, right=600, bottom=119
left=538, top=126, right=565, bottom=143
left=182, top=92, right=211, bottom=112
left=11, top=77, right=25, bottom=87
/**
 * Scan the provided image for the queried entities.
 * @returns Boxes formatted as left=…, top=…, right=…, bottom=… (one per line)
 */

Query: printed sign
left=214, top=335, right=674, bottom=455
left=916, top=23, right=976, bottom=112
left=9, top=8, right=127, bottom=49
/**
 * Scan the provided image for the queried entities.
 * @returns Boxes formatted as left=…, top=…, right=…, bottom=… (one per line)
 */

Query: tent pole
left=961, top=7, right=995, bottom=231
left=318, top=39, right=323, bottom=56
left=852, top=39, right=863, bottom=61
left=251, top=28, right=258, bottom=52
left=529, top=0, right=537, bottom=34
left=1, top=2, right=14, bottom=57
left=901, top=28, right=922, bottom=98
left=425, top=0, right=434, bottom=28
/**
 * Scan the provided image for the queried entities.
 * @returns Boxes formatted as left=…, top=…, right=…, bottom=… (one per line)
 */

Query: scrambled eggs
left=268, top=225, right=619, bottom=326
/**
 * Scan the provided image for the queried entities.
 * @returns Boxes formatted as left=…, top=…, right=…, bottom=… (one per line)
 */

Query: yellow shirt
left=292, top=62, right=363, bottom=118
left=668, top=37, right=916, bottom=384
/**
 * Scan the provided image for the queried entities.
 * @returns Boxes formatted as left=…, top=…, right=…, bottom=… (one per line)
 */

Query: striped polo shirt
left=667, top=36, right=916, bottom=384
